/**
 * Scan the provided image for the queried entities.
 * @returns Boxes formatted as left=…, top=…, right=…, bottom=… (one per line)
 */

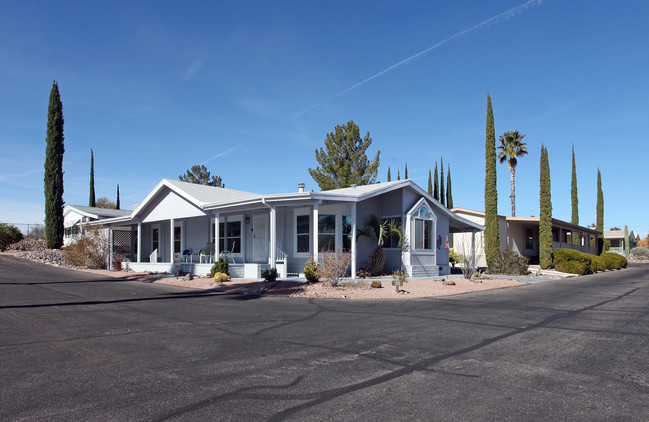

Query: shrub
left=213, top=272, right=229, bottom=283
left=210, top=258, right=229, bottom=277
left=363, top=247, right=387, bottom=276
left=487, top=251, right=530, bottom=275
left=589, top=255, right=607, bottom=272
left=0, top=223, right=24, bottom=250
left=62, top=227, right=107, bottom=269
left=601, top=252, right=627, bottom=269
left=317, top=251, right=351, bottom=286
left=370, top=280, right=382, bottom=288
left=553, top=248, right=591, bottom=275
left=631, top=247, right=649, bottom=259
left=449, top=248, right=460, bottom=266
left=261, top=267, right=278, bottom=282
left=304, top=257, right=318, bottom=282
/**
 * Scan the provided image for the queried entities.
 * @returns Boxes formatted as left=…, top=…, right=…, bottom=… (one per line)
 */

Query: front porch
left=122, top=261, right=287, bottom=279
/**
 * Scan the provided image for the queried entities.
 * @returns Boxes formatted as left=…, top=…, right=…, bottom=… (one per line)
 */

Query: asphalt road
left=1, top=255, right=648, bottom=421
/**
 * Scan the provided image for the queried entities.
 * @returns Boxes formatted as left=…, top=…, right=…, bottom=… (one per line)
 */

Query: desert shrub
left=26, top=225, right=45, bottom=240
left=62, top=228, right=107, bottom=269
left=449, top=248, right=460, bottom=266
left=210, top=258, right=229, bottom=277
left=356, top=269, right=371, bottom=278
left=317, top=251, right=351, bottom=286
left=114, top=255, right=123, bottom=271
left=589, top=255, right=607, bottom=272
left=553, top=248, right=591, bottom=275
left=631, top=247, right=649, bottom=259
left=601, top=252, right=627, bottom=269
left=370, top=280, right=382, bottom=288
left=304, top=257, right=319, bottom=282
left=487, top=251, right=530, bottom=275
left=261, top=267, right=278, bottom=282
left=363, top=247, right=387, bottom=276
left=213, top=272, right=229, bottom=283
left=0, top=223, right=24, bottom=250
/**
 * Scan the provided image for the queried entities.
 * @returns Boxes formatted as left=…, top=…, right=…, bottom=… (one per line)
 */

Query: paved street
left=1, top=255, right=648, bottom=421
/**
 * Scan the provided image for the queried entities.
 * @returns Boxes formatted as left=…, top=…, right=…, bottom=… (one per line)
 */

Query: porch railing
left=276, top=247, right=288, bottom=279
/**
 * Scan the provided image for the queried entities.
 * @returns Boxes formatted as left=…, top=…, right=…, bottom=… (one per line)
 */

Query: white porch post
left=109, top=227, right=114, bottom=270
left=471, top=229, right=476, bottom=270
left=313, top=202, right=319, bottom=263
left=351, top=202, right=357, bottom=280
left=137, top=222, right=142, bottom=263
left=214, top=214, right=220, bottom=262
left=170, top=219, right=175, bottom=263
left=269, top=207, right=277, bottom=266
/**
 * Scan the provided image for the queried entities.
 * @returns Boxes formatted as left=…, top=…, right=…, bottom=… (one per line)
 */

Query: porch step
left=411, top=265, right=439, bottom=278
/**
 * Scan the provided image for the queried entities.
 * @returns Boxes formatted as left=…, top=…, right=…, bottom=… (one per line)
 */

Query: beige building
left=451, top=208, right=600, bottom=267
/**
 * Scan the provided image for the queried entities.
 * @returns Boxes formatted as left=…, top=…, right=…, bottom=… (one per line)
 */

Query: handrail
left=276, top=247, right=287, bottom=262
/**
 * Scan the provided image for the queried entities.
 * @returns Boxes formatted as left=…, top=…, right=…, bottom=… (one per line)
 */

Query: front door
left=253, top=214, right=269, bottom=262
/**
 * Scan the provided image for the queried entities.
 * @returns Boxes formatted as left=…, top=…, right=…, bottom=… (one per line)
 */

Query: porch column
left=269, top=207, right=276, bottom=267
left=109, top=227, right=114, bottom=270
left=137, top=222, right=142, bottom=263
left=313, top=202, right=319, bottom=263
left=214, top=214, right=220, bottom=262
left=471, top=229, right=476, bottom=270
left=170, top=219, right=175, bottom=263
left=351, top=202, right=357, bottom=280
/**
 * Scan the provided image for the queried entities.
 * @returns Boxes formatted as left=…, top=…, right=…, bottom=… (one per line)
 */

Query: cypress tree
left=404, top=163, right=408, bottom=179
left=387, top=167, right=391, bottom=182
left=596, top=168, right=604, bottom=233
left=571, top=144, right=578, bottom=225
left=433, top=163, right=439, bottom=201
left=44, top=81, right=65, bottom=249
left=89, top=149, right=96, bottom=207
left=484, top=93, right=500, bottom=267
left=427, top=169, right=433, bottom=195
left=397, top=170, right=400, bottom=180
left=539, top=145, right=553, bottom=269
left=446, top=165, right=453, bottom=209
left=625, top=225, right=629, bottom=258
left=440, top=157, right=445, bottom=206
left=116, top=184, right=120, bottom=210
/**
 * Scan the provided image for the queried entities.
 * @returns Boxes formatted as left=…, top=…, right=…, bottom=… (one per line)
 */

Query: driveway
left=1, top=255, right=648, bottom=421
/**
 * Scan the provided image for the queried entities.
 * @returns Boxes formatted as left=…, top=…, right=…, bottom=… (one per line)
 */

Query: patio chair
left=182, top=249, right=192, bottom=263
left=200, top=242, right=215, bottom=263
left=220, top=241, right=237, bottom=264
left=191, top=249, right=201, bottom=263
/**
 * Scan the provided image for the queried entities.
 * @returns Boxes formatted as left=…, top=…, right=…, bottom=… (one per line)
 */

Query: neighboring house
left=63, top=205, right=131, bottom=246
left=451, top=208, right=600, bottom=267
left=94, top=179, right=483, bottom=279
left=604, top=229, right=637, bottom=255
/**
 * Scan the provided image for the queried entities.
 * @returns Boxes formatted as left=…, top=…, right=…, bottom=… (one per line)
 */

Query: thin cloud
left=184, top=53, right=210, bottom=80
left=291, top=0, right=547, bottom=120
left=201, top=141, right=244, bottom=165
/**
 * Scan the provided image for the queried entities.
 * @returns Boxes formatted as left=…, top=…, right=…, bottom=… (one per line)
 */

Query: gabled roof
left=95, top=178, right=483, bottom=232
left=604, top=229, right=634, bottom=239
left=64, top=205, right=131, bottom=220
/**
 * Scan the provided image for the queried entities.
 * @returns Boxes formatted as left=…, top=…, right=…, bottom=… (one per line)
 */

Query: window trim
left=294, top=208, right=311, bottom=257
left=380, top=215, right=402, bottom=249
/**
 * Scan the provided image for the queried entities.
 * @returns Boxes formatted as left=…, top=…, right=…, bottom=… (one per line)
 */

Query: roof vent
left=298, top=183, right=305, bottom=193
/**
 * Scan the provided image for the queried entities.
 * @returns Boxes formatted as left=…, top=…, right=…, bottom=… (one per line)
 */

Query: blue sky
left=1, top=0, right=648, bottom=237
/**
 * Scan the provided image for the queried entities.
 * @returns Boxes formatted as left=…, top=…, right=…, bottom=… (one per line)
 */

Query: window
left=415, top=219, right=433, bottom=250
left=342, top=216, right=352, bottom=252
left=296, top=215, right=310, bottom=253
left=318, top=214, right=336, bottom=252
left=219, top=221, right=241, bottom=253
left=174, top=226, right=181, bottom=254
left=525, top=228, right=534, bottom=249
left=152, top=228, right=159, bottom=252
left=381, top=217, right=401, bottom=248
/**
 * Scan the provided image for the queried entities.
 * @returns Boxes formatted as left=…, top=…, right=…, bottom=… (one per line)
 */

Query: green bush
left=487, top=251, right=530, bottom=275
left=304, top=257, right=318, bottom=282
left=601, top=252, right=627, bottom=269
left=589, top=255, right=606, bottom=272
left=0, top=223, right=24, bottom=250
left=261, top=267, right=278, bottom=282
left=210, top=258, right=229, bottom=277
left=553, top=248, right=591, bottom=275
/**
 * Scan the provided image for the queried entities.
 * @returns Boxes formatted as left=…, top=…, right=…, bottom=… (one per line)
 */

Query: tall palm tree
left=498, top=131, right=528, bottom=216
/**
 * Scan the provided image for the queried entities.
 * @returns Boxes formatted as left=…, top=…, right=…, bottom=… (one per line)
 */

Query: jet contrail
left=291, top=0, right=546, bottom=120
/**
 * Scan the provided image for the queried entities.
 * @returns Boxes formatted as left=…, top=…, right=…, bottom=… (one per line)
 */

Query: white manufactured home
left=93, top=179, right=483, bottom=279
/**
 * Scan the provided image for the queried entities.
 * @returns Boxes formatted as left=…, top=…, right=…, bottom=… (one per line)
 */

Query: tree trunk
left=510, top=167, right=516, bottom=217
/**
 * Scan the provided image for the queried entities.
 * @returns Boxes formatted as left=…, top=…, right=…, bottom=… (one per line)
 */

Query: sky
left=1, top=0, right=648, bottom=238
